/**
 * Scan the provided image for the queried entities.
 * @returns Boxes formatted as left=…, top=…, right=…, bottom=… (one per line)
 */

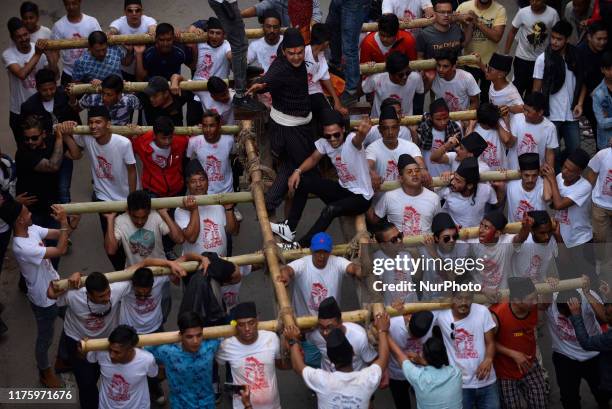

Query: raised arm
left=180, top=196, right=200, bottom=243
left=103, top=213, right=120, bottom=255
left=43, top=205, right=72, bottom=259
left=371, top=311, right=391, bottom=371
left=34, top=124, right=68, bottom=173
left=158, top=208, right=185, bottom=244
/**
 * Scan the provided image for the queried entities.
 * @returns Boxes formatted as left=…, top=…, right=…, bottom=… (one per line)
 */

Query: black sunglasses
left=441, top=233, right=460, bottom=243
left=450, top=322, right=455, bottom=340
left=323, top=132, right=343, bottom=140
left=24, top=134, right=42, bottom=142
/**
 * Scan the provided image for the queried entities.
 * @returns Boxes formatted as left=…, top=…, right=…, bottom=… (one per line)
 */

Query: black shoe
left=232, top=95, right=267, bottom=113
left=340, top=90, right=359, bottom=107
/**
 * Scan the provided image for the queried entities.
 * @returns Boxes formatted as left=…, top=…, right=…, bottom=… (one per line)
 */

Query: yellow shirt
left=457, top=0, right=507, bottom=66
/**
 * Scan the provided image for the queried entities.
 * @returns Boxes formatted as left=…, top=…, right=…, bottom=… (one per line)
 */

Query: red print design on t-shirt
left=385, top=160, right=398, bottom=181
left=389, top=94, right=403, bottom=105
left=481, top=258, right=503, bottom=289
left=205, top=155, right=224, bottom=182
left=95, top=156, right=113, bottom=180
left=69, top=33, right=85, bottom=61
left=309, top=282, right=328, bottom=311
left=403, top=8, right=416, bottom=20
left=482, top=141, right=500, bottom=167
left=198, top=53, right=213, bottom=79
left=514, top=199, right=534, bottom=221
left=334, top=156, right=356, bottom=183
left=405, top=337, right=423, bottom=354
left=107, top=373, right=130, bottom=402
left=269, top=54, right=277, bottom=66
left=556, top=315, right=577, bottom=341
left=555, top=208, right=570, bottom=225
left=202, top=218, right=223, bottom=249
left=153, top=154, right=167, bottom=168
left=518, top=133, right=537, bottom=156
left=135, top=297, right=157, bottom=314
left=454, top=328, right=479, bottom=359
left=402, top=206, right=421, bottom=235
left=244, top=356, right=269, bottom=391
left=307, top=72, right=314, bottom=86
left=223, top=291, right=238, bottom=308
left=432, top=139, right=444, bottom=150
left=603, top=170, right=612, bottom=196
left=85, top=315, right=105, bottom=331
left=525, top=255, right=542, bottom=281
left=444, top=92, right=460, bottom=112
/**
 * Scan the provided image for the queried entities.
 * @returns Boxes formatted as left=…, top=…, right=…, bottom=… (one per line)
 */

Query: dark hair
left=178, top=311, right=204, bottom=332
left=602, top=51, right=612, bottom=69
left=88, top=31, right=108, bottom=47
left=101, top=74, right=124, bottom=93
left=423, top=337, right=449, bottom=369
left=523, top=92, right=546, bottom=112
left=85, top=271, right=110, bottom=294
left=156, top=23, right=174, bottom=37
left=207, top=76, right=228, bottom=95
left=108, top=325, right=139, bottom=347
left=127, top=190, right=152, bottom=212
left=556, top=289, right=581, bottom=317
left=434, top=49, right=458, bottom=65
left=587, top=21, right=607, bottom=36
left=201, top=109, right=221, bottom=124
left=132, top=267, right=154, bottom=288
left=35, top=68, right=56, bottom=87
left=20, top=1, right=39, bottom=17
left=552, top=20, right=573, bottom=38
left=373, top=219, right=396, bottom=242
left=153, top=116, right=175, bottom=136
left=21, top=115, right=44, bottom=132
left=378, top=13, right=399, bottom=36
left=7, top=17, right=24, bottom=36
left=310, top=23, right=331, bottom=46
left=477, top=103, right=500, bottom=128
left=381, top=97, right=401, bottom=111
left=433, top=0, right=453, bottom=8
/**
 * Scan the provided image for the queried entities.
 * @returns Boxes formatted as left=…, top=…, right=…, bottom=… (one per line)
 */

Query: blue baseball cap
left=310, top=232, right=333, bottom=252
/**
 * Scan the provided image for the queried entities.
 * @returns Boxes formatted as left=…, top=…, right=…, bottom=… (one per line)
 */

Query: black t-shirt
left=577, top=42, right=604, bottom=93
left=142, top=44, right=193, bottom=80
left=141, top=93, right=190, bottom=126
left=15, top=139, right=59, bottom=215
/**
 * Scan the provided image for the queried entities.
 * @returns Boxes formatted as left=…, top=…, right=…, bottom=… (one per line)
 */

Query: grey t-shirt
left=416, top=24, right=464, bottom=59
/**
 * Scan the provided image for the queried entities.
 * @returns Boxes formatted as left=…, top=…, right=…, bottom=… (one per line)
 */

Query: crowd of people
left=0, top=0, right=611, bottom=408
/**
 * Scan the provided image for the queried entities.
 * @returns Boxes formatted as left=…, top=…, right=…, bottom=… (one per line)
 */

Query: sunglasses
left=441, top=233, right=459, bottom=243
left=450, top=323, right=455, bottom=340
left=87, top=297, right=112, bottom=318
left=388, top=232, right=404, bottom=244
left=323, top=132, right=343, bottom=140
left=24, top=134, right=42, bottom=142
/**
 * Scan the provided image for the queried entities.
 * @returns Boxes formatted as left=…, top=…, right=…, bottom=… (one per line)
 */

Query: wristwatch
left=288, top=339, right=298, bottom=346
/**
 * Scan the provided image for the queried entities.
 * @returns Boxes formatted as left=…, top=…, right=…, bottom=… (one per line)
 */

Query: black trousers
left=552, top=352, right=609, bottom=409
left=288, top=173, right=371, bottom=247
left=9, top=111, right=21, bottom=145
left=463, top=65, right=490, bottom=104
left=512, top=57, right=536, bottom=98
left=389, top=378, right=412, bottom=409
left=63, top=333, right=100, bottom=409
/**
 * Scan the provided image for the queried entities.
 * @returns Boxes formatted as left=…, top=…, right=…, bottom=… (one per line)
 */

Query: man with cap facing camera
left=284, top=311, right=391, bottom=409
left=486, top=53, right=524, bottom=115
left=362, top=51, right=425, bottom=118
left=369, top=153, right=441, bottom=236
left=216, top=301, right=287, bottom=409
left=439, top=156, right=499, bottom=229
left=504, top=153, right=551, bottom=223
left=431, top=130, right=491, bottom=173
left=305, top=297, right=378, bottom=372
left=490, top=277, right=547, bottom=409
left=271, top=109, right=373, bottom=248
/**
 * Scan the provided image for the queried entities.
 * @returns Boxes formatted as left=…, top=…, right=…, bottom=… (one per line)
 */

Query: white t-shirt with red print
left=467, top=234, right=515, bottom=292
left=366, top=139, right=423, bottom=182
left=382, top=0, right=433, bottom=22
left=507, top=113, right=558, bottom=170
left=373, top=250, right=420, bottom=306
left=57, top=282, right=130, bottom=341
left=194, top=40, right=231, bottom=81
left=512, top=234, right=558, bottom=283
left=388, top=315, right=434, bottom=380
left=119, top=275, right=170, bottom=334
left=74, top=134, right=136, bottom=202
left=435, top=304, right=497, bottom=388
left=175, top=204, right=227, bottom=256
left=374, top=187, right=441, bottom=235
left=505, top=178, right=547, bottom=223
left=553, top=173, right=593, bottom=248
left=306, top=322, right=378, bottom=372
left=438, top=183, right=498, bottom=229
left=304, top=45, right=330, bottom=95
left=588, top=147, right=612, bottom=210
left=546, top=289, right=602, bottom=362
left=221, top=265, right=253, bottom=312
left=247, top=36, right=282, bottom=73
left=473, top=124, right=507, bottom=170
left=2, top=44, right=48, bottom=113
left=51, top=14, right=101, bottom=75
left=364, top=125, right=414, bottom=147
left=114, top=210, right=169, bottom=267
left=87, top=348, right=158, bottom=409
left=362, top=71, right=424, bottom=117
left=187, top=134, right=234, bottom=194
left=217, top=330, right=282, bottom=409
left=288, top=255, right=351, bottom=317
left=149, top=142, right=171, bottom=169
left=447, top=152, right=491, bottom=173
left=431, top=69, right=481, bottom=112
left=315, top=133, right=374, bottom=200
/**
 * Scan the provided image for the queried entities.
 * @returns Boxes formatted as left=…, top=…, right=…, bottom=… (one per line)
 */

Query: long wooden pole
left=71, top=124, right=241, bottom=136
left=52, top=222, right=523, bottom=290
left=80, top=276, right=587, bottom=351
left=69, top=79, right=230, bottom=96
left=360, top=55, right=480, bottom=76
left=46, top=19, right=434, bottom=50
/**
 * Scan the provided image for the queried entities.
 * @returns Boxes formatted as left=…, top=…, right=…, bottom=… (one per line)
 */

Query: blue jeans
left=30, top=302, right=60, bottom=370
left=58, top=158, right=73, bottom=204
left=463, top=383, right=501, bottom=409
left=552, top=120, right=580, bottom=172
left=302, top=340, right=322, bottom=368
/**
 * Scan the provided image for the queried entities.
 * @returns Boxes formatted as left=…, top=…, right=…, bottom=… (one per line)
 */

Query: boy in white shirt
left=430, top=131, right=491, bottom=173
left=247, top=9, right=282, bottom=73
left=362, top=51, right=424, bottom=118
left=204, top=77, right=235, bottom=125
left=466, top=103, right=515, bottom=170
left=486, top=53, right=524, bottom=115
left=532, top=20, right=584, bottom=171
left=504, top=153, right=551, bottom=222
left=585, top=145, right=612, bottom=264
left=382, top=0, right=434, bottom=26
left=424, top=50, right=481, bottom=112
left=363, top=98, right=416, bottom=147
left=87, top=325, right=158, bottom=409
left=20, top=2, right=52, bottom=43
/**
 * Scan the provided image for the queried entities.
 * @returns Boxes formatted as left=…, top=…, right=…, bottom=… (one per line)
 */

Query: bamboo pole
left=71, top=124, right=241, bottom=136
left=53, top=222, right=523, bottom=290
left=69, top=79, right=230, bottom=96
left=59, top=169, right=518, bottom=215
left=46, top=19, right=434, bottom=51
left=80, top=276, right=587, bottom=351
left=351, top=110, right=476, bottom=127
left=360, top=55, right=480, bottom=76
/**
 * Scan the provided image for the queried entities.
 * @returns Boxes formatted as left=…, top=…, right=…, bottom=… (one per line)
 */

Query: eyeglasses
left=24, top=134, right=42, bottom=142
left=403, top=168, right=422, bottom=176
left=87, top=296, right=112, bottom=318
left=323, top=132, right=343, bottom=140
left=450, top=322, right=455, bottom=340
left=441, top=233, right=459, bottom=243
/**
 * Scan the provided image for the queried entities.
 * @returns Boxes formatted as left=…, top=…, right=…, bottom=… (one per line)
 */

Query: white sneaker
left=270, top=220, right=296, bottom=241
left=233, top=208, right=243, bottom=222
left=276, top=241, right=301, bottom=251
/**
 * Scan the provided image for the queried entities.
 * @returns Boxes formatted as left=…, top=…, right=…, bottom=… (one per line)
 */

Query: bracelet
left=294, top=168, right=301, bottom=174
left=225, top=206, right=235, bottom=211
left=59, top=227, right=70, bottom=232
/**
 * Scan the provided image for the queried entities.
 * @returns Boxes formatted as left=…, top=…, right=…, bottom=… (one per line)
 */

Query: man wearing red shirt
left=360, top=14, right=417, bottom=64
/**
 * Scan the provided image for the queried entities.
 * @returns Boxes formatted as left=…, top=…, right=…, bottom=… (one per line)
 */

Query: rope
left=345, top=230, right=372, bottom=261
